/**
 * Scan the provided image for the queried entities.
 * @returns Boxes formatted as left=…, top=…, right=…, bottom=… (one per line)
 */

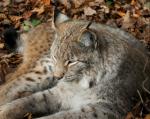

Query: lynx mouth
left=54, top=75, right=64, bottom=80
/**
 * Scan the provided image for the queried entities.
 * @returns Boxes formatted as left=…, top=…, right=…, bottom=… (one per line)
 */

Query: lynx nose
left=53, top=72, right=64, bottom=79
left=53, top=62, right=66, bottom=79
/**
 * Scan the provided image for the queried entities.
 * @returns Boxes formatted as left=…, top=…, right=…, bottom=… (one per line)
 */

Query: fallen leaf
left=118, top=11, right=126, bottom=17
left=22, top=20, right=32, bottom=31
left=57, top=0, right=71, bottom=8
left=95, top=0, right=104, bottom=4
left=131, top=0, right=136, bottom=5
left=3, top=0, right=10, bottom=6
left=125, top=112, right=134, bottom=119
left=24, top=112, right=32, bottom=119
left=145, top=114, right=150, bottom=119
left=14, top=0, right=25, bottom=3
left=106, top=0, right=114, bottom=6
left=31, top=5, right=45, bottom=15
left=144, top=2, right=150, bottom=10
left=42, top=0, right=51, bottom=6
left=100, top=5, right=110, bottom=13
left=31, top=19, right=41, bottom=27
left=84, top=7, right=96, bottom=16
left=14, top=21, right=21, bottom=29
left=122, top=11, right=134, bottom=29
left=23, top=11, right=32, bottom=19
left=9, top=16, right=22, bottom=22
left=0, top=13, right=7, bottom=20
left=133, top=13, right=140, bottom=18
left=114, top=3, right=121, bottom=9
left=89, top=2, right=97, bottom=7
left=133, top=10, right=141, bottom=18
left=0, top=43, right=4, bottom=49
left=72, top=0, right=85, bottom=8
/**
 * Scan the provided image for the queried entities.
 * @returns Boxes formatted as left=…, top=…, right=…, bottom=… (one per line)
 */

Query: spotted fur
left=6, top=20, right=55, bottom=81
left=0, top=12, right=149, bottom=119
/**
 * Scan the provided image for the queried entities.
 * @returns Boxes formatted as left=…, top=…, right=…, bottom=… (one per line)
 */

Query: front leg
left=0, top=87, right=61, bottom=119
left=0, top=73, right=56, bottom=105
left=0, top=57, right=57, bottom=105
left=35, top=105, right=116, bottom=119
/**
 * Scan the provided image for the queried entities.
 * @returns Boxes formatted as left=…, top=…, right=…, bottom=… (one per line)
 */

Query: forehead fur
left=57, top=21, right=91, bottom=36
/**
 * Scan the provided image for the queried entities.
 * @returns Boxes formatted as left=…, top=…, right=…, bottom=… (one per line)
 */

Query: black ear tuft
left=52, top=7, right=70, bottom=28
left=78, top=30, right=97, bottom=48
left=3, top=27, right=19, bottom=52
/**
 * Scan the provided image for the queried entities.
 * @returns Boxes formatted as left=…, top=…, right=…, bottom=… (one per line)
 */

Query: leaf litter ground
left=0, top=0, right=150, bottom=119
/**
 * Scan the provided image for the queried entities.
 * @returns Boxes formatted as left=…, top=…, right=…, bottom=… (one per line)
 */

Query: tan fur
left=7, top=20, right=55, bottom=81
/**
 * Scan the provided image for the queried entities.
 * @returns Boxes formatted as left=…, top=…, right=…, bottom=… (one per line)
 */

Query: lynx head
left=50, top=10, right=100, bottom=79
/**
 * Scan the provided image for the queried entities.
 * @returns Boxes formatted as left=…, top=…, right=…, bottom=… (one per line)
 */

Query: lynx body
left=0, top=12, right=149, bottom=119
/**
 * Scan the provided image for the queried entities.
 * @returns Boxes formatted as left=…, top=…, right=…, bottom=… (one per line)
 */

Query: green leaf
left=23, top=25, right=30, bottom=32
left=31, top=19, right=41, bottom=27
left=106, top=0, right=114, bottom=6
left=23, top=20, right=31, bottom=26
left=144, top=2, right=150, bottom=9
left=22, top=20, right=31, bottom=32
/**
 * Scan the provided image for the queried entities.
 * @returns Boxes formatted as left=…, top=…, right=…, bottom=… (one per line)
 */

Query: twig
left=137, top=90, right=144, bottom=104
left=142, top=78, right=150, bottom=95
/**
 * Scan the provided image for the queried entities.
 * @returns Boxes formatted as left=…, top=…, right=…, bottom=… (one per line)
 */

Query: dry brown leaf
left=122, top=11, right=134, bottom=29
left=14, top=0, right=25, bottom=3
left=9, top=16, right=22, bottom=22
left=0, top=13, right=7, bottom=20
left=145, top=114, right=150, bottom=119
left=24, top=112, right=32, bottom=119
left=23, top=11, right=32, bottom=19
left=133, top=13, right=140, bottom=18
left=57, top=0, right=93, bottom=8
left=3, top=0, right=10, bottom=6
left=100, top=5, right=110, bottom=14
left=131, top=0, right=136, bottom=5
left=14, top=21, right=21, bottom=29
left=72, top=0, right=85, bottom=8
left=95, top=0, right=104, bottom=4
left=125, top=112, right=134, bottom=119
left=118, top=11, right=126, bottom=17
left=144, top=2, right=150, bottom=10
left=31, top=5, right=45, bottom=15
left=42, top=0, right=51, bottom=6
left=0, top=43, right=4, bottom=49
left=56, top=0, right=71, bottom=8
left=84, top=7, right=96, bottom=16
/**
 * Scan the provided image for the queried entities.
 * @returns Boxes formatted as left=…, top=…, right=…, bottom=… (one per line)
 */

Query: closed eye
left=65, top=60, right=78, bottom=67
left=68, top=61, right=78, bottom=67
left=75, top=59, right=89, bottom=64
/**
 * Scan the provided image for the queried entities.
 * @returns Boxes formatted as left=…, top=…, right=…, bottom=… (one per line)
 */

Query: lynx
left=0, top=10, right=149, bottom=119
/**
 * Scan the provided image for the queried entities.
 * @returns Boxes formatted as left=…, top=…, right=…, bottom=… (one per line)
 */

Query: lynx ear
left=78, top=30, right=97, bottom=48
left=52, top=8, right=70, bottom=28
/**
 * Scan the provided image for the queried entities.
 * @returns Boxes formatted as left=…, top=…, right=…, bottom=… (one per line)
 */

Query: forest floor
left=0, top=0, right=150, bottom=119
